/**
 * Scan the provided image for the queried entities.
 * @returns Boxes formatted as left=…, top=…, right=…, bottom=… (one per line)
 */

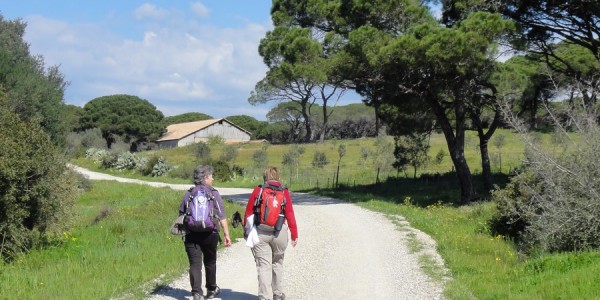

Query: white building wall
left=178, top=120, right=250, bottom=147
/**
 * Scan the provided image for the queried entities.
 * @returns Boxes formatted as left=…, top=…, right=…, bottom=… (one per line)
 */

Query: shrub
left=194, top=141, right=211, bottom=163
left=220, top=144, right=239, bottom=163
left=231, top=165, right=245, bottom=178
left=212, top=160, right=233, bottom=182
left=65, top=132, right=84, bottom=158
left=101, top=152, right=118, bottom=169
left=138, top=156, right=159, bottom=176
left=493, top=100, right=600, bottom=253
left=312, top=151, right=329, bottom=169
left=108, top=135, right=130, bottom=153
left=85, top=148, right=109, bottom=164
left=74, top=172, right=94, bottom=192
left=115, top=152, right=137, bottom=171
left=134, top=156, right=149, bottom=172
left=80, top=128, right=106, bottom=149
left=207, top=135, right=225, bottom=146
left=0, top=102, right=78, bottom=262
left=169, top=163, right=195, bottom=181
left=151, top=157, right=172, bottom=177
left=253, top=149, right=268, bottom=169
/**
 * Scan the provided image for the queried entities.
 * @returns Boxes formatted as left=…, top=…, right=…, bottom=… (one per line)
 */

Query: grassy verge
left=0, top=181, right=245, bottom=299
left=316, top=187, right=600, bottom=299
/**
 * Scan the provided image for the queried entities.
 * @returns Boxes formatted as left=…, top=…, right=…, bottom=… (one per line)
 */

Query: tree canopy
left=0, top=15, right=70, bottom=145
left=225, top=115, right=268, bottom=139
left=0, top=92, right=77, bottom=262
left=80, top=94, right=164, bottom=150
left=498, top=0, right=600, bottom=61
left=266, top=0, right=514, bottom=202
left=163, top=112, right=213, bottom=126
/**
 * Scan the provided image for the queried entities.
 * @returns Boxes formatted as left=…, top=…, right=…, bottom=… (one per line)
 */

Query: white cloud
left=21, top=12, right=270, bottom=119
left=133, top=3, right=169, bottom=20
left=143, top=31, right=157, bottom=45
left=190, top=2, right=209, bottom=18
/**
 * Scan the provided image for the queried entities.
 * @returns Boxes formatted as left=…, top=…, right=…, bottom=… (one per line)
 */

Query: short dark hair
left=193, top=165, right=213, bottom=185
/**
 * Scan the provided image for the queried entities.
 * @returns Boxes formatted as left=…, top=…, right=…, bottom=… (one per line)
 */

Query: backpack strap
left=207, top=187, right=220, bottom=220
left=185, top=186, right=194, bottom=216
left=253, top=184, right=264, bottom=224
left=280, top=186, right=287, bottom=214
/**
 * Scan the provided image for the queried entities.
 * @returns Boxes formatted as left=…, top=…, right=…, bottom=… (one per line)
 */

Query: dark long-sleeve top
left=244, top=180, right=298, bottom=240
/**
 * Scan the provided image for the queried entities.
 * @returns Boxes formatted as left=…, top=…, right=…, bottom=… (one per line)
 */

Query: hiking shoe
left=206, top=286, right=220, bottom=299
left=273, top=293, right=286, bottom=300
left=192, top=293, right=205, bottom=300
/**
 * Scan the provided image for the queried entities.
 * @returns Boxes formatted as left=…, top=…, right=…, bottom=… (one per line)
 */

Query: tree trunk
left=374, top=101, right=381, bottom=135
left=478, top=136, right=493, bottom=192
left=336, top=160, right=340, bottom=188
left=300, top=99, right=312, bottom=143
left=472, top=98, right=501, bottom=195
left=530, top=87, right=540, bottom=130
left=103, top=132, right=115, bottom=149
left=319, top=101, right=328, bottom=143
left=428, top=96, right=477, bottom=203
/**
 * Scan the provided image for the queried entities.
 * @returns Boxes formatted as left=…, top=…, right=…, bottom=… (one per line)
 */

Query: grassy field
left=4, top=129, right=598, bottom=299
left=73, top=128, right=530, bottom=192
left=0, top=181, right=246, bottom=299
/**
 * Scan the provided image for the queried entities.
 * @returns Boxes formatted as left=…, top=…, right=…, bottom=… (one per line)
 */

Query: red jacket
left=244, top=180, right=298, bottom=240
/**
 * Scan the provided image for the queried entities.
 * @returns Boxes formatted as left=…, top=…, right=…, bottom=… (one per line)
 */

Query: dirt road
left=73, top=166, right=447, bottom=300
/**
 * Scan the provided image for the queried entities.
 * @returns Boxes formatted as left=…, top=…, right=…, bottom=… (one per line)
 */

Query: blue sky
left=0, top=1, right=366, bottom=120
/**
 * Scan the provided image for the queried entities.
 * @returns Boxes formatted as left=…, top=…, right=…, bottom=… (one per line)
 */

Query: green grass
left=316, top=187, right=600, bottom=299
left=0, top=181, right=246, bottom=299
left=43, top=129, right=600, bottom=299
left=79, top=128, right=530, bottom=191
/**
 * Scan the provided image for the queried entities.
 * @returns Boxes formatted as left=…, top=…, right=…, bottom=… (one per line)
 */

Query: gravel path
left=73, top=166, right=448, bottom=300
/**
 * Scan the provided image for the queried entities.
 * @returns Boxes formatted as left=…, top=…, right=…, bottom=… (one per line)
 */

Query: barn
left=156, top=118, right=251, bottom=148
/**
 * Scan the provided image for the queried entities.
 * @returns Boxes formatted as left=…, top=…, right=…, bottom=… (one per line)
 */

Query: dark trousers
left=184, top=232, right=219, bottom=295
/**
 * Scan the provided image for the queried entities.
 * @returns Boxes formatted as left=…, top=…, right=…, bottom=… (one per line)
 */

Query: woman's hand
left=291, top=238, right=298, bottom=248
left=224, top=234, right=232, bottom=247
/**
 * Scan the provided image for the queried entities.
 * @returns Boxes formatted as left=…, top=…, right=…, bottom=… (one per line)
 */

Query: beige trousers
left=252, top=223, right=289, bottom=300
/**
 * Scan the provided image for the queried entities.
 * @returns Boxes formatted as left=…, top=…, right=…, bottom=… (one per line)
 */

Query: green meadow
left=0, top=181, right=245, bottom=299
left=4, top=128, right=599, bottom=299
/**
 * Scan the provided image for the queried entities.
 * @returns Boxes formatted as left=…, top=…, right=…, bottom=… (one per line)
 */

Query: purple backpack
left=184, top=187, right=220, bottom=232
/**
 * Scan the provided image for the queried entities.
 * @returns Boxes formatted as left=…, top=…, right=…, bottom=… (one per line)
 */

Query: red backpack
left=253, top=182, right=286, bottom=230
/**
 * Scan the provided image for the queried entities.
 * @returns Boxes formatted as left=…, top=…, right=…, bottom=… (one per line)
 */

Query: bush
left=220, top=144, right=239, bottom=163
left=253, top=149, right=268, bottom=169
left=207, top=135, right=225, bottom=146
left=85, top=148, right=110, bottom=164
left=101, top=152, right=118, bottom=169
left=138, top=156, right=159, bottom=176
left=232, top=164, right=245, bottom=177
left=0, top=103, right=78, bottom=262
left=115, top=152, right=137, bottom=171
left=194, top=141, right=211, bottom=163
left=74, top=172, right=94, bottom=192
left=212, top=160, right=233, bottom=182
left=134, top=156, right=149, bottom=173
left=169, top=163, right=195, bottom=181
left=312, top=151, right=329, bottom=169
left=65, top=132, right=84, bottom=158
left=151, top=157, right=172, bottom=177
left=493, top=101, right=600, bottom=253
left=80, top=128, right=105, bottom=147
